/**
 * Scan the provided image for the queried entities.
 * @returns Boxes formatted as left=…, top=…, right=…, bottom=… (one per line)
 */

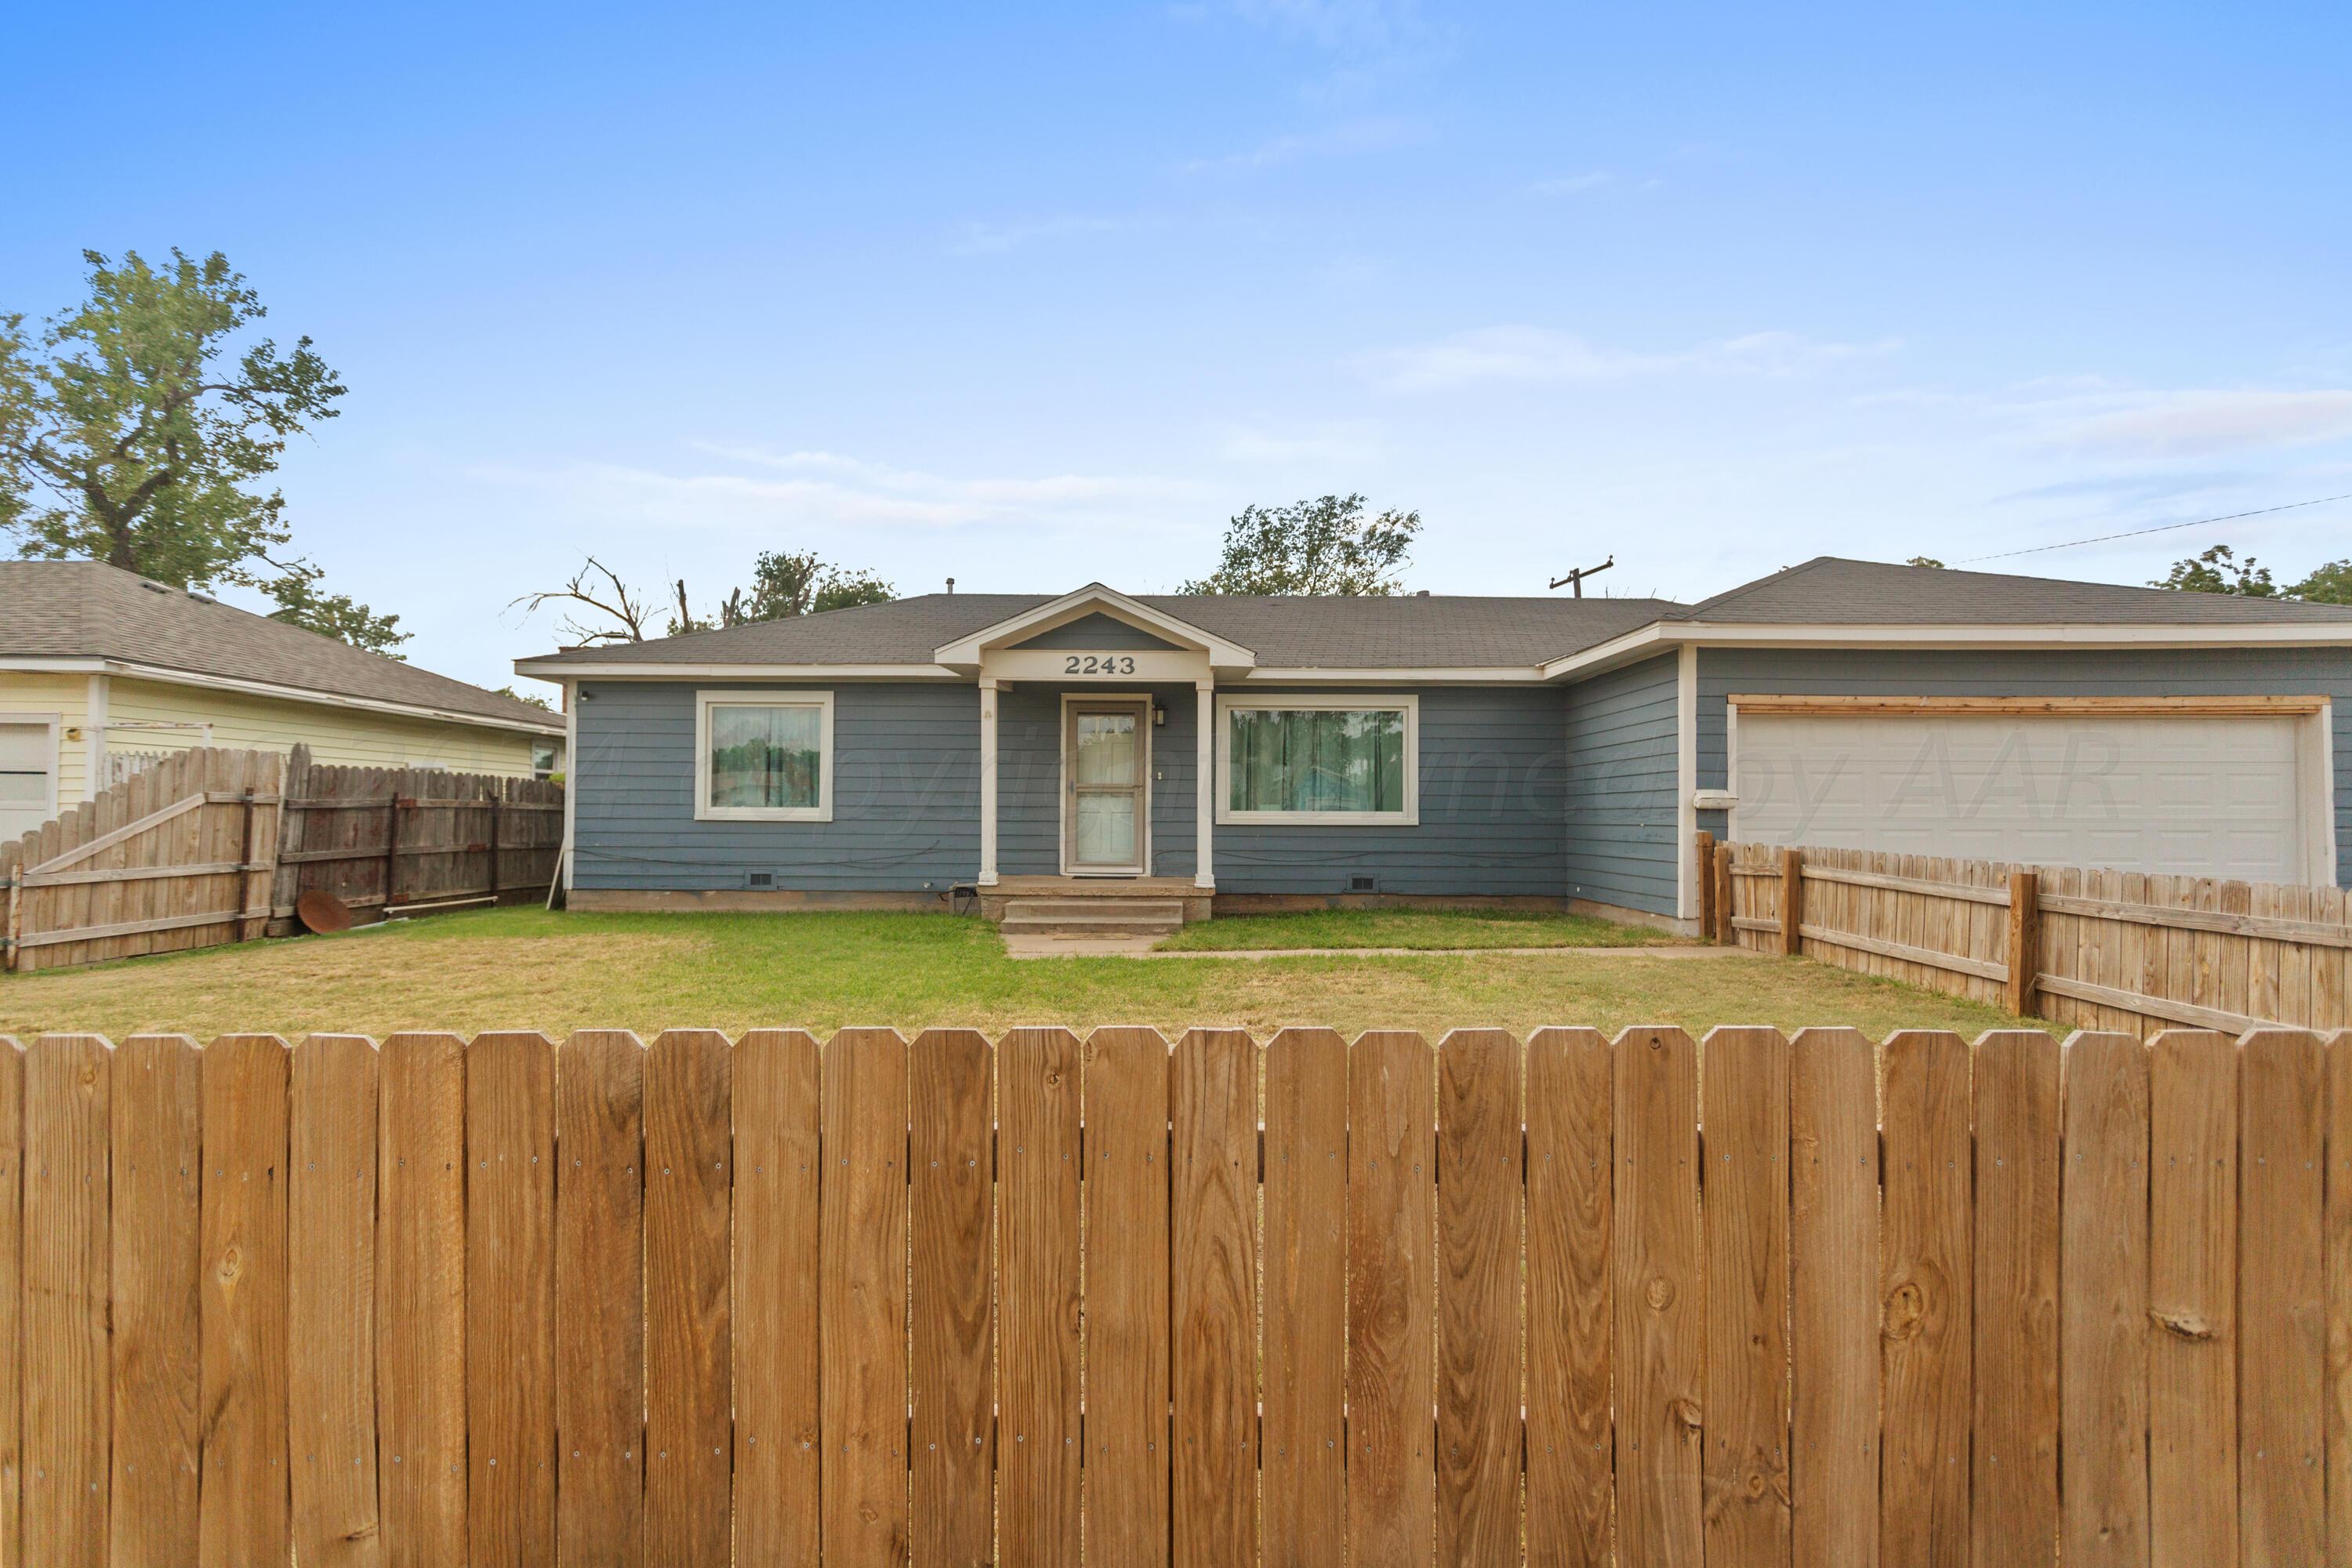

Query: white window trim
left=694, top=689, right=835, bottom=822
left=1214, top=692, right=1419, bottom=826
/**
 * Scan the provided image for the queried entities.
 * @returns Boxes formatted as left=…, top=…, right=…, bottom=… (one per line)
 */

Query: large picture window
left=1216, top=694, right=1417, bottom=825
left=694, top=691, right=834, bottom=821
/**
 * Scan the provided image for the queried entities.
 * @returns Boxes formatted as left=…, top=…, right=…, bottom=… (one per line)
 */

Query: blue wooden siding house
left=516, top=558, right=2352, bottom=932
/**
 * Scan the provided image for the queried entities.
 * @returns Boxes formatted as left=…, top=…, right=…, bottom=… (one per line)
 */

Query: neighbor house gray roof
left=1681, top=556, right=2352, bottom=626
left=1, top=560, right=562, bottom=729
left=521, top=591, right=1688, bottom=670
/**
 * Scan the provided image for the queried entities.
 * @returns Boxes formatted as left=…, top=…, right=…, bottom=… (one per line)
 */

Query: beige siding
left=0, top=670, right=93, bottom=804
left=99, top=675, right=557, bottom=783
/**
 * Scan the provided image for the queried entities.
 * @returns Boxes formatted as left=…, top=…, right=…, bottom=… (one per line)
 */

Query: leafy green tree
left=737, top=549, right=896, bottom=620
left=264, top=561, right=409, bottom=657
left=2154, top=544, right=2280, bottom=597
left=0, top=252, right=395, bottom=652
left=1181, top=493, right=1420, bottom=595
left=1907, top=556, right=1947, bottom=568
left=2288, top=559, right=2352, bottom=604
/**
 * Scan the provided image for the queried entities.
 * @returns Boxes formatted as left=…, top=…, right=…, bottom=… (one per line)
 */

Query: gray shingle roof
left=1, top=560, right=562, bottom=729
left=516, top=555, right=2352, bottom=673
left=520, top=590, right=1686, bottom=669
left=1680, top=556, right=2352, bottom=626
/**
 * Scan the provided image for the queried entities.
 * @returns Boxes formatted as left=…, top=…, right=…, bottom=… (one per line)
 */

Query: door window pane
left=710, top=704, right=822, bottom=810
left=1075, top=712, right=1138, bottom=786
left=1228, top=707, right=1406, bottom=814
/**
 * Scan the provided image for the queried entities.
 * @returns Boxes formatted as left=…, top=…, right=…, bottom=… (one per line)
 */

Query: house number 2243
left=1064, top=655, right=1138, bottom=674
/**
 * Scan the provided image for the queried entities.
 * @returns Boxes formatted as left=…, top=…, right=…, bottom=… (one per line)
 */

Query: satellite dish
left=296, top=890, right=354, bottom=935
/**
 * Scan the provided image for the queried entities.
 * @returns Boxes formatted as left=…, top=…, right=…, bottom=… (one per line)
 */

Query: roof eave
left=1542, top=618, right=2352, bottom=680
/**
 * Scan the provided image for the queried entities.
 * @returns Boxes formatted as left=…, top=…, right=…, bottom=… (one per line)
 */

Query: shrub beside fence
left=0, top=1022, right=2339, bottom=1564
left=1706, top=833, right=2352, bottom=1035
left=0, top=745, right=562, bottom=972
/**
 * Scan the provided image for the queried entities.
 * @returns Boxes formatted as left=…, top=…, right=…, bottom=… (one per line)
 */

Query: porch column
left=1195, top=681, right=1214, bottom=890
left=978, top=678, right=1000, bottom=886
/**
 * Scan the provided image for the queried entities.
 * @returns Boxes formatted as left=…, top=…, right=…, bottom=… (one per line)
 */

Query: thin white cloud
left=1528, top=171, right=1613, bottom=197
left=1181, top=115, right=1425, bottom=172
left=477, top=447, right=1203, bottom=533
left=1224, top=0, right=1424, bottom=55
left=1353, top=325, right=1899, bottom=393
left=946, top=215, right=1132, bottom=256
left=2038, top=389, right=2352, bottom=457
left=1213, top=419, right=1382, bottom=465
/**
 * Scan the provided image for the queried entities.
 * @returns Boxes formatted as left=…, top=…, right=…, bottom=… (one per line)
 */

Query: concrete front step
left=999, top=897, right=1185, bottom=938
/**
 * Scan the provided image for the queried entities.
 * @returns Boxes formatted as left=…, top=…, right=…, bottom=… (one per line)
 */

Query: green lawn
left=0, top=906, right=2048, bottom=1043
left=1158, top=906, right=1683, bottom=951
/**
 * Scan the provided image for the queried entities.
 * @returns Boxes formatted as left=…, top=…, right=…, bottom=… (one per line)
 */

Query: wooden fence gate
left=0, top=1022, right=2343, bottom=1566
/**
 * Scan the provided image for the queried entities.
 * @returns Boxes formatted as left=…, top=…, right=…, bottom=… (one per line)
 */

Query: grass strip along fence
left=0, top=1022, right=2338, bottom=1565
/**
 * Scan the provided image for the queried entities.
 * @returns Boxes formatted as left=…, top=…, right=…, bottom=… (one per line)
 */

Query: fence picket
left=2149, top=1029, right=2238, bottom=1566
left=466, top=1032, right=557, bottom=1566
left=1613, top=1025, right=1703, bottom=1568
left=1790, top=1027, right=1878, bottom=1568
left=1263, top=1026, right=1348, bottom=1568
left=198, top=1035, right=290, bottom=1568
left=821, top=1027, right=910, bottom=1568
left=1437, top=1029, right=1522, bottom=1567
left=24, top=1035, right=108, bottom=1568
left=1001, top=1027, right=1082, bottom=1567
left=1526, top=1027, right=1613, bottom=1568
left=1972, top=1029, right=2061, bottom=1566
left=2328, top=1029, right=2352, bottom=1568
left=1083, top=1026, right=1172, bottom=1568
left=110, top=1034, right=202, bottom=1568
left=1701, top=1025, right=1791, bottom=1568
left=909, top=1027, right=993, bottom=1568
left=2240, top=1028, right=2326, bottom=1566
left=732, top=1029, right=822, bottom=1568
left=1172, top=1027, right=1258, bottom=1568
left=0, top=1037, right=21, bottom=1568
left=289, top=1033, right=380, bottom=1568
left=2059, top=1032, right=2150, bottom=1568
left=554, top=1030, right=647, bottom=1567
left=1348, top=1029, right=1435, bottom=1568
left=644, top=1029, right=731, bottom=1568
left=1879, top=1030, right=1972, bottom=1568
left=377, top=1033, right=467, bottom=1566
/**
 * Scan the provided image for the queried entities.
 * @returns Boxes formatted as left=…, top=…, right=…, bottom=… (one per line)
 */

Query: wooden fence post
left=1712, top=843, right=1735, bottom=945
left=383, top=795, right=402, bottom=914
left=3, top=863, right=19, bottom=972
left=1780, top=848, right=1804, bottom=957
left=1694, top=831, right=1716, bottom=941
left=2005, top=869, right=2040, bottom=1017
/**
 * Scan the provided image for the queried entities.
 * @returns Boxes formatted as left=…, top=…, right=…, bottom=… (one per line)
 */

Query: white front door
left=0, top=721, right=58, bottom=845
left=1732, top=711, right=2324, bottom=883
left=1064, top=699, right=1149, bottom=874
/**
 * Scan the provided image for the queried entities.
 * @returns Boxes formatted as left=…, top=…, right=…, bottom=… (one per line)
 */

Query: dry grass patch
left=0, top=906, right=2049, bottom=1042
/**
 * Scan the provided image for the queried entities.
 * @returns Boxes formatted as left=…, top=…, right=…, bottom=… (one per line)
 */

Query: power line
left=1956, top=492, right=2352, bottom=564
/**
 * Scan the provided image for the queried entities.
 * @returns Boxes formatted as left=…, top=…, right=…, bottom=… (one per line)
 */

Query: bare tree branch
left=508, top=554, right=659, bottom=644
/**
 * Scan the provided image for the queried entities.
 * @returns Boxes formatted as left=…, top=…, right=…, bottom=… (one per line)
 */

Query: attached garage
left=1726, top=696, right=2336, bottom=886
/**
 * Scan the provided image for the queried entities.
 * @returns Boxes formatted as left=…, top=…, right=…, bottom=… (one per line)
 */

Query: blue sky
left=8, top=0, right=2350, bottom=691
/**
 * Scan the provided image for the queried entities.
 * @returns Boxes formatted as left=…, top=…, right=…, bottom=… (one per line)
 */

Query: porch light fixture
left=1152, top=702, right=1167, bottom=727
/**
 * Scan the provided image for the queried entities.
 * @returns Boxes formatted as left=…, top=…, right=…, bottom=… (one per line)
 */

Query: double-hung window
left=1216, top=694, right=1417, bottom=825
left=695, top=690, right=834, bottom=822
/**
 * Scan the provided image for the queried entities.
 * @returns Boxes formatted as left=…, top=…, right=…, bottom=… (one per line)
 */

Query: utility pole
left=1549, top=557, right=1614, bottom=597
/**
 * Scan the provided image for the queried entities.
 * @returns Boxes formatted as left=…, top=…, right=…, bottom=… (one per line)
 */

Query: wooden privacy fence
left=0, top=746, right=561, bottom=971
left=0, top=1022, right=2345, bottom=1566
left=267, top=743, right=563, bottom=936
left=0, top=749, right=281, bottom=973
left=1702, top=832, right=2352, bottom=1036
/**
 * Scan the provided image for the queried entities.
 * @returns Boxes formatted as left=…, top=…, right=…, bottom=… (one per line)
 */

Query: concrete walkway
left=1001, top=935, right=1744, bottom=960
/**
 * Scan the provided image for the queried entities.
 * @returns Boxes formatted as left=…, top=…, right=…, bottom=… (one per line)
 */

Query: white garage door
left=0, top=722, right=57, bottom=844
left=1730, top=711, right=2322, bottom=883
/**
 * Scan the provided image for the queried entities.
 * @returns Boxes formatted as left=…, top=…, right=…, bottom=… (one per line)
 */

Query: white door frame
left=1059, top=692, right=1151, bottom=877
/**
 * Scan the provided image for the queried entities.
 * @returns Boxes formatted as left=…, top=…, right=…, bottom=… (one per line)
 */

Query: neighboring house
left=515, top=557, right=2352, bottom=931
left=2, top=560, right=565, bottom=840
